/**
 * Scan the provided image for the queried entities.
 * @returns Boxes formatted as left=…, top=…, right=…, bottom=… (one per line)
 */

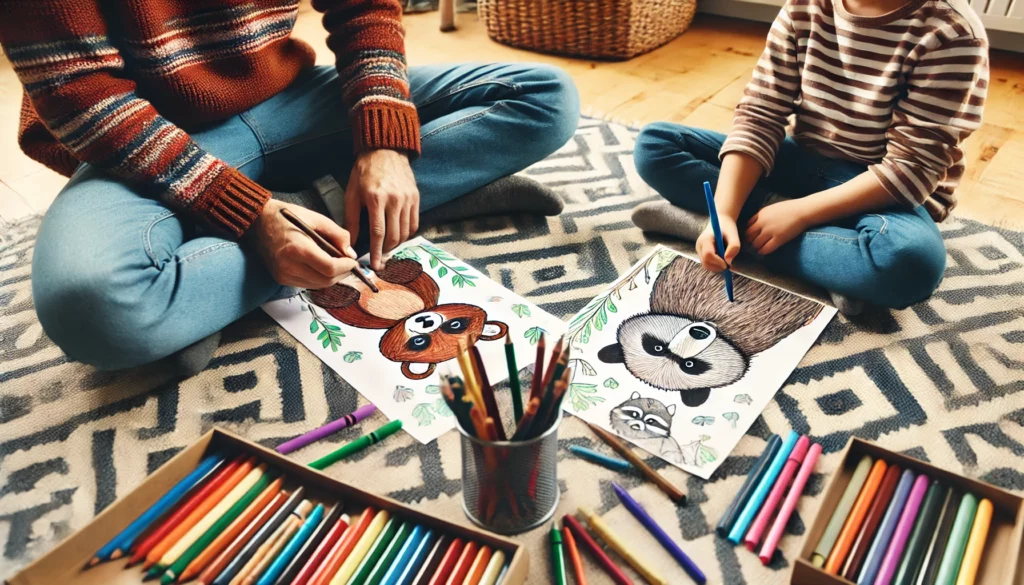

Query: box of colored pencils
left=6, top=428, right=528, bottom=585
left=791, top=437, right=1024, bottom=585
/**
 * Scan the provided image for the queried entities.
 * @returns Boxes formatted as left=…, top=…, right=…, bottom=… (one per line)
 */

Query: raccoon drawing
left=609, top=392, right=686, bottom=464
left=599, top=257, right=822, bottom=407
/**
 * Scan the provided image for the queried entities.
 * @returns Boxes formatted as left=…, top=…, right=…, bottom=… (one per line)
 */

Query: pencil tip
left=88, top=558, right=99, bottom=567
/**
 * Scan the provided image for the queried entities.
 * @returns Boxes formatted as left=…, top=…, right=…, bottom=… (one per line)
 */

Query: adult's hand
left=344, top=149, right=419, bottom=271
left=249, top=199, right=359, bottom=289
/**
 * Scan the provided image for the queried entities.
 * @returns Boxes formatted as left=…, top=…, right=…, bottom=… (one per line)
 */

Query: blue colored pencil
left=612, top=482, right=706, bottom=584
left=703, top=181, right=734, bottom=302
left=256, top=503, right=325, bottom=585
left=90, top=453, right=224, bottom=566
left=568, top=445, right=632, bottom=473
left=728, top=430, right=800, bottom=543
left=393, top=528, right=437, bottom=585
left=380, top=524, right=429, bottom=585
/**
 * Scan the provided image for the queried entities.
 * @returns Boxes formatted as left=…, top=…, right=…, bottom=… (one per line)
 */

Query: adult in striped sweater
left=631, top=0, right=987, bottom=314
left=1, top=1, right=579, bottom=373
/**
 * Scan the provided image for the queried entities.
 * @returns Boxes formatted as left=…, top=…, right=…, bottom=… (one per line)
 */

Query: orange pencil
left=444, top=541, right=480, bottom=585
left=530, top=334, right=546, bottom=401
left=824, top=459, right=888, bottom=574
left=308, top=508, right=376, bottom=585
left=179, top=477, right=284, bottom=582
left=145, top=456, right=257, bottom=569
left=426, top=538, right=465, bottom=585
left=511, top=397, right=541, bottom=441
left=198, top=491, right=289, bottom=585
left=129, top=456, right=242, bottom=566
left=470, top=345, right=505, bottom=440
left=463, top=545, right=493, bottom=585
left=562, top=524, right=587, bottom=585
left=537, top=336, right=564, bottom=399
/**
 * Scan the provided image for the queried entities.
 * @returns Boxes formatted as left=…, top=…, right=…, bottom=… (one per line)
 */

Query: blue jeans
left=32, top=63, right=580, bottom=370
left=633, top=122, right=946, bottom=309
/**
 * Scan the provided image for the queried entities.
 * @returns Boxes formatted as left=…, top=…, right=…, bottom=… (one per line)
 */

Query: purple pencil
left=873, top=474, right=930, bottom=585
left=276, top=404, right=377, bottom=454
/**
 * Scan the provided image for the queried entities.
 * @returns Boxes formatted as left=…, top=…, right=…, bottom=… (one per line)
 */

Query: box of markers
left=792, top=437, right=1024, bottom=585
left=5, top=428, right=528, bottom=585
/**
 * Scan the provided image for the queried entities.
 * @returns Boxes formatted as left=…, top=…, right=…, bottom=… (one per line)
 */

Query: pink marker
left=758, top=442, right=822, bottom=564
left=745, top=435, right=810, bottom=552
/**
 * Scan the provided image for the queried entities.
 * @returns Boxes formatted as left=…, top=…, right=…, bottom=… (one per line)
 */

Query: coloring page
left=563, top=246, right=836, bottom=479
left=263, top=237, right=567, bottom=443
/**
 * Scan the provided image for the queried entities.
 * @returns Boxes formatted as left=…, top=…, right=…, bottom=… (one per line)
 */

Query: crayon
left=347, top=518, right=401, bottom=585
left=876, top=474, right=930, bottom=585
left=276, top=405, right=377, bottom=455
left=703, top=180, right=734, bottom=301
left=746, top=436, right=810, bottom=552
left=588, top=423, right=686, bottom=505
left=843, top=465, right=904, bottom=580
left=477, top=549, right=505, bottom=585
left=551, top=523, right=567, bottom=585
left=198, top=491, right=290, bottom=585
left=212, top=487, right=306, bottom=585
left=932, top=493, right=979, bottom=585
left=824, top=459, right=888, bottom=574
left=289, top=513, right=352, bottom=585
left=810, top=454, right=874, bottom=566
left=309, top=420, right=403, bottom=470
left=579, top=507, right=667, bottom=585
left=391, top=528, right=437, bottom=585
left=916, top=490, right=962, bottom=585
left=612, top=482, right=704, bottom=584
left=425, top=537, right=465, bottom=585
left=380, top=525, right=429, bottom=585
left=329, top=509, right=391, bottom=585
left=364, top=521, right=413, bottom=585
left=411, top=535, right=454, bottom=585
left=954, top=498, right=992, bottom=585
left=444, top=541, right=480, bottom=585
left=464, top=545, right=493, bottom=585
left=504, top=336, right=524, bottom=421
left=562, top=514, right=633, bottom=585
left=257, top=503, right=325, bottom=585
left=858, top=469, right=917, bottom=585
left=729, top=431, right=801, bottom=544
left=760, top=442, right=821, bottom=564
left=893, top=481, right=946, bottom=585
left=562, top=525, right=586, bottom=585
left=718, top=435, right=781, bottom=537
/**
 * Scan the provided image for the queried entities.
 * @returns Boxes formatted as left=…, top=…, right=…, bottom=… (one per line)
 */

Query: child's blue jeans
left=633, top=122, right=947, bottom=309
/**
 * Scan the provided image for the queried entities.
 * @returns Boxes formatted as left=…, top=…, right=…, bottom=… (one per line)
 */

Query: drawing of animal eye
left=689, top=326, right=711, bottom=340
left=406, top=335, right=432, bottom=352
left=679, top=357, right=710, bottom=375
left=620, top=406, right=643, bottom=419
left=643, top=415, right=670, bottom=431
left=441, top=318, right=470, bottom=333
left=641, top=334, right=669, bottom=356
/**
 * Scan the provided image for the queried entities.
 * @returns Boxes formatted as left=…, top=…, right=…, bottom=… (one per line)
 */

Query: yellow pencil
left=577, top=507, right=668, bottom=585
left=455, top=345, right=484, bottom=410
left=478, top=549, right=506, bottom=585
left=328, top=509, right=391, bottom=585
left=955, top=498, right=993, bottom=585
left=160, top=463, right=267, bottom=568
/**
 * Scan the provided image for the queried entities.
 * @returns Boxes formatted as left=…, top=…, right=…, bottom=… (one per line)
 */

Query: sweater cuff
left=351, top=102, right=421, bottom=157
left=191, top=167, right=271, bottom=238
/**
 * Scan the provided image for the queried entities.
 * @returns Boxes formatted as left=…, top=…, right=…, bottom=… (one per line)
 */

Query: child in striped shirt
left=631, top=0, right=988, bottom=314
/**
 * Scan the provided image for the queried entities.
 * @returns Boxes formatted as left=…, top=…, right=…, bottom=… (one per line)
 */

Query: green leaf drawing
left=393, top=386, right=414, bottom=403
left=429, top=255, right=439, bottom=269
left=511, top=304, right=531, bottom=318
left=433, top=398, right=453, bottom=417
left=723, top=412, right=739, bottom=428
left=734, top=393, right=753, bottom=405
left=425, top=385, right=441, bottom=395
left=343, top=351, right=362, bottom=363
left=438, top=266, right=448, bottom=278
left=524, top=326, right=547, bottom=345
left=692, top=415, right=715, bottom=427
left=570, top=359, right=597, bottom=377
left=412, top=403, right=435, bottom=426
left=309, top=320, right=319, bottom=334
left=569, top=383, right=604, bottom=412
left=603, top=377, right=619, bottom=389
left=313, top=320, right=343, bottom=352
left=391, top=247, right=420, bottom=261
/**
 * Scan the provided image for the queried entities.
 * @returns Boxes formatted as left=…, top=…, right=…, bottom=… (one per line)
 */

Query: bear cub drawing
left=309, top=258, right=508, bottom=380
left=598, top=257, right=822, bottom=407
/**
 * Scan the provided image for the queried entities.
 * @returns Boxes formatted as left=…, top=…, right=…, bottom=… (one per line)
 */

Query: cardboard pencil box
left=791, top=437, right=1024, bottom=585
left=6, top=428, right=529, bottom=585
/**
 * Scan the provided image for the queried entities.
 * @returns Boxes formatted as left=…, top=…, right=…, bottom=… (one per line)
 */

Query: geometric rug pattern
left=2, top=118, right=1023, bottom=583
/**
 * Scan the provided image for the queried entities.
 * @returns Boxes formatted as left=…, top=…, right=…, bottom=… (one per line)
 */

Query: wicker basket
left=478, top=0, right=697, bottom=60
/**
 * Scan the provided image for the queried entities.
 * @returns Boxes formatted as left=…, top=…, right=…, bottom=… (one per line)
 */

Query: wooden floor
left=2, top=8, right=1024, bottom=229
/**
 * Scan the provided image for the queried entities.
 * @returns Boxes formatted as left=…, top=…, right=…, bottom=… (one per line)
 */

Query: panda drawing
left=598, top=256, right=822, bottom=407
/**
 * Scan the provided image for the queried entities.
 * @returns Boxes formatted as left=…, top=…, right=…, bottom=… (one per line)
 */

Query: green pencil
left=309, top=420, right=403, bottom=470
left=504, top=336, right=524, bottom=421
left=160, top=470, right=280, bottom=584
left=346, top=518, right=401, bottom=585
left=550, top=520, right=567, bottom=585
left=363, top=521, right=414, bottom=585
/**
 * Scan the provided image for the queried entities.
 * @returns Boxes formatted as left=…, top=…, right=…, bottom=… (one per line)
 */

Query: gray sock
left=169, top=331, right=222, bottom=377
left=420, top=175, right=564, bottom=228
left=631, top=201, right=708, bottom=242
left=829, top=290, right=865, bottom=316
left=272, top=186, right=332, bottom=218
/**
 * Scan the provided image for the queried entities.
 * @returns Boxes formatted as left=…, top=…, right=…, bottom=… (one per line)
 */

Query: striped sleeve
left=313, top=0, right=421, bottom=156
left=869, top=33, right=988, bottom=209
left=719, top=6, right=801, bottom=174
left=0, top=1, right=269, bottom=238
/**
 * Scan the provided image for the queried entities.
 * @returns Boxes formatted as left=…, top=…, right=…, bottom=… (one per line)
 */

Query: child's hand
left=745, top=199, right=809, bottom=255
left=695, top=216, right=740, bottom=273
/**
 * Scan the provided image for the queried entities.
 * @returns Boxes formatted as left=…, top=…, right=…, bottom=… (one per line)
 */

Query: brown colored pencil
left=198, top=491, right=289, bottom=585
left=537, top=336, right=564, bottom=399
left=470, top=345, right=505, bottom=440
left=279, top=208, right=377, bottom=293
left=530, top=334, right=546, bottom=401
left=511, top=398, right=541, bottom=441
left=588, top=423, right=686, bottom=505
left=233, top=500, right=313, bottom=585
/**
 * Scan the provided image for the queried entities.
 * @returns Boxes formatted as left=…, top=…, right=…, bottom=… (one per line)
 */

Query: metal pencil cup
left=459, top=410, right=561, bottom=535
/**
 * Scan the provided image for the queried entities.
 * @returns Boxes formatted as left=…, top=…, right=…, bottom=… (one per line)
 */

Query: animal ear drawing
left=609, top=257, right=823, bottom=407
left=609, top=394, right=686, bottom=464
left=402, top=362, right=436, bottom=380
left=478, top=321, right=509, bottom=341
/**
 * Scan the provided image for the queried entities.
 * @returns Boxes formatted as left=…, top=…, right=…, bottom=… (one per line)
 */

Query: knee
left=529, top=64, right=580, bottom=151
left=872, top=234, right=947, bottom=309
left=633, top=122, right=703, bottom=187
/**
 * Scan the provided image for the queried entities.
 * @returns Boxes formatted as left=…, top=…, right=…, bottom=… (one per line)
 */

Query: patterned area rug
left=2, top=118, right=1024, bottom=584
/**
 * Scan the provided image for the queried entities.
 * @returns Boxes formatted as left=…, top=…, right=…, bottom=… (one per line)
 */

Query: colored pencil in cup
left=276, top=405, right=377, bottom=455
left=504, top=336, right=524, bottom=421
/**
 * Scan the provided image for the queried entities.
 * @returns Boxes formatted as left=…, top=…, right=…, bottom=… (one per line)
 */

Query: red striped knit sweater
left=1, top=0, right=420, bottom=237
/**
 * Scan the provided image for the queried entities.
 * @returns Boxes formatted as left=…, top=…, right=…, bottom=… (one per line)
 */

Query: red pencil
left=425, top=537, right=465, bottom=585
left=529, top=334, right=546, bottom=401
left=444, top=541, right=480, bottom=585
left=307, top=508, right=375, bottom=585
left=283, top=512, right=350, bottom=585
left=563, top=514, right=633, bottom=585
